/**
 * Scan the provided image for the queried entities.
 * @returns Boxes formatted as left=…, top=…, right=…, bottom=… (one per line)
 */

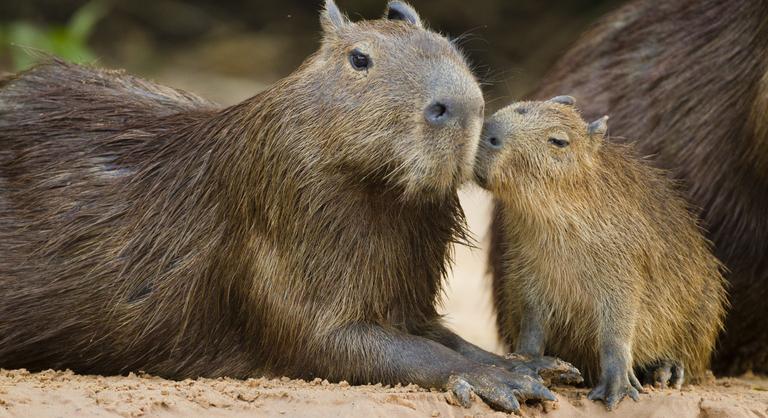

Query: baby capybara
left=0, top=1, right=573, bottom=413
left=476, top=97, right=727, bottom=410
left=531, top=0, right=768, bottom=375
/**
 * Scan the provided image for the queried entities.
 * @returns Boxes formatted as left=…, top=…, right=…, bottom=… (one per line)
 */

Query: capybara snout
left=315, top=4, right=484, bottom=198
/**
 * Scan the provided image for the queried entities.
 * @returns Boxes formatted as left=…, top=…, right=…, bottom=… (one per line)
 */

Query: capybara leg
left=418, top=321, right=582, bottom=385
left=670, top=362, right=685, bottom=389
left=516, top=301, right=546, bottom=356
left=320, top=324, right=555, bottom=414
left=647, top=360, right=685, bottom=389
left=588, top=340, right=644, bottom=410
left=508, top=303, right=582, bottom=385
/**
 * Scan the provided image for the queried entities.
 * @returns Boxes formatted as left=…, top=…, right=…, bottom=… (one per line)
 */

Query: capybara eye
left=548, top=137, right=569, bottom=148
left=489, top=137, right=501, bottom=147
left=349, top=49, right=371, bottom=71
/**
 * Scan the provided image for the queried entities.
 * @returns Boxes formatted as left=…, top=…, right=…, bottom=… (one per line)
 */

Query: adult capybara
left=477, top=97, right=727, bottom=410
left=529, top=0, right=768, bottom=375
left=0, top=1, right=576, bottom=413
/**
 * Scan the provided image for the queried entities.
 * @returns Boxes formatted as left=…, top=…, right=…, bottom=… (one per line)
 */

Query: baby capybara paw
left=504, top=353, right=583, bottom=386
left=588, top=369, right=644, bottom=410
left=448, top=365, right=556, bottom=413
left=645, top=360, right=685, bottom=389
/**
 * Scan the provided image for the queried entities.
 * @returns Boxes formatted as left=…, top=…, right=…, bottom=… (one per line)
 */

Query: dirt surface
left=2, top=169, right=767, bottom=418
left=1, top=368, right=767, bottom=418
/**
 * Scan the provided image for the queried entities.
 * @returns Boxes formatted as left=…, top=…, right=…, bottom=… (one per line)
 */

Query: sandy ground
left=2, top=162, right=768, bottom=417
left=2, top=369, right=767, bottom=417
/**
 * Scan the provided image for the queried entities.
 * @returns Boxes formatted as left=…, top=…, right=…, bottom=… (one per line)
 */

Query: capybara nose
left=487, top=135, right=503, bottom=149
left=424, top=98, right=483, bottom=128
left=482, top=121, right=504, bottom=149
left=424, top=100, right=450, bottom=125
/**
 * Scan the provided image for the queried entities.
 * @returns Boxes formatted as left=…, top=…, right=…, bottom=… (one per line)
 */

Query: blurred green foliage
left=0, top=1, right=108, bottom=70
left=0, top=0, right=622, bottom=100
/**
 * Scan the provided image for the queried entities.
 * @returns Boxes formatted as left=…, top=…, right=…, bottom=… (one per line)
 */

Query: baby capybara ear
left=321, top=0, right=350, bottom=34
left=384, top=1, right=423, bottom=28
left=547, top=95, right=576, bottom=106
left=588, top=115, right=609, bottom=138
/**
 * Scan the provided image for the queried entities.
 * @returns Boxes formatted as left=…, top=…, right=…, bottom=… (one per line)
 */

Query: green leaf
left=6, top=22, right=51, bottom=70
left=68, top=0, right=109, bottom=42
left=2, top=1, right=109, bottom=70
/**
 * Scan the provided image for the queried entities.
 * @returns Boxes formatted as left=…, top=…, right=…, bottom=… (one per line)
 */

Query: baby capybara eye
left=349, top=49, right=371, bottom=70
left=548, top=137, right=569, bottom=148
left=489, top=137, right=501, bottom=147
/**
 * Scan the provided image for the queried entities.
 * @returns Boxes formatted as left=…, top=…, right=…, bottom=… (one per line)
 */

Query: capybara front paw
left=646, top=360, right=685, bottom=389
left=588, top=369, right=643, bottom=410
left=448, top=365, right=556, bottom=413
left=504, top=353, right=583, bottom=385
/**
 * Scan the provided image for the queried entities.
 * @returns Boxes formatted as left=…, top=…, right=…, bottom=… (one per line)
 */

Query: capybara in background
left=477, top=97, right=727, bottom=410
left=0, top=1, right=576, bottom=413
left=529, top=0, right=768, bottom=375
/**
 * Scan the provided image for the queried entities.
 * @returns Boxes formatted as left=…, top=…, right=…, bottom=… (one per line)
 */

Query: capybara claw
left=504, top=353, right=583, bottom=385
left=648, top=360, right=685, bottom=390
left=448, top=365, right=557, bottom=414
left=588, top=370, right=643, bottom=410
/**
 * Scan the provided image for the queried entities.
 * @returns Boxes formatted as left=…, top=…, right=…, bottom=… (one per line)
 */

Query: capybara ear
left=588, top=115, right=609, bottom=138
left=548, top=95, right=576, bottom=106
left=321, top=0, right=350, bottom=34
left=384, top=1, right=423, bottom=28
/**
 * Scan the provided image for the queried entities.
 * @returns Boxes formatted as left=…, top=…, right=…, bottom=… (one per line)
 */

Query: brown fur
left=529, top=0, right=768, bottom=375
left=0, top=4, right=565, bottom=412
left=479, top=100, right=728, bottom=386
left=0, top=2, right=489, bottom=386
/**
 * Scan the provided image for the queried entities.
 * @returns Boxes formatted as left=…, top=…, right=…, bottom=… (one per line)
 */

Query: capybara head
left=474, top=96, right=608, bottom=196
left=290, top=0, right=484, bottom=198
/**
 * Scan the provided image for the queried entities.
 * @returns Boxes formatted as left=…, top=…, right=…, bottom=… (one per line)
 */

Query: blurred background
left=0, top=0, right=623, bottom=105
left=0, top=0, right=624, bottom=353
